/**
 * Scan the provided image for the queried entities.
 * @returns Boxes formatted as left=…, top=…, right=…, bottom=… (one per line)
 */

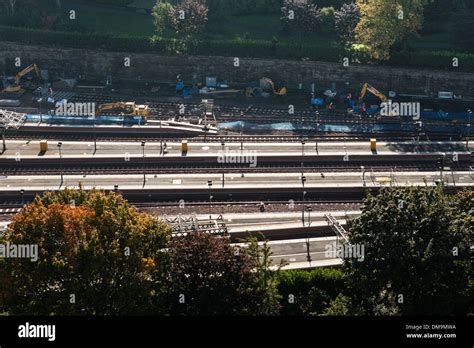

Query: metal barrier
left=164, top=214, right=228, bottom=237
left=0, top=109, right=27, bottom=129
left=1, top=109, right=27, bottom=151
left=324, top=213, right=349, bottom=244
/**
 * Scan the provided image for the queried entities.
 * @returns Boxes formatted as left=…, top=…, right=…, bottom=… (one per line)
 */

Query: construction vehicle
left=359, top=83, right=388, bottom=103
left=96, top=102, right=150, bottom=118
left=2, top=64, right=41, bottom=93
left=260, top=77, right=287, bottom=96
left=245, top=78, right=287, bottom=98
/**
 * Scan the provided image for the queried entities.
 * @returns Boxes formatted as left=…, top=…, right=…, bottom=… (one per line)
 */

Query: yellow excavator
left=2, top=64, right=41, bottom=93
left=96, top=102, right=150, bottom=118
left=259, top=77, right=287, bottom=96
left=245, top=77, right=286, bottom=97
left=359, top=83, right=388, bottom=103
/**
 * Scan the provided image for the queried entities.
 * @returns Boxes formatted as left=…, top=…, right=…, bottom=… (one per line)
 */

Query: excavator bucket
left=2, top=85, right=23, bottom=94
left=275, top=87, right=287, bottom=96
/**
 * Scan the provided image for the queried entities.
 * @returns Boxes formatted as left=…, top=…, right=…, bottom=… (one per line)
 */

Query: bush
left=320, top=6, right=335, bottom=36
left=206, top=0, right=282, bottom=16
left=89, top=0, right=134, bottom=6
left=390, top=50, right=474, bottom=72
left=312, top=0, right=351, bottom=7
left=278, top=268, right=345, bottom=315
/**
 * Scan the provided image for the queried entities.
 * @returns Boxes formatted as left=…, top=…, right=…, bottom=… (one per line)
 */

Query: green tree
left=169, top=0, right=209, bottom=36
left=343, top=187, right=473, bottom=315
left=246, top=237, right=283, bottom=315
left=152, top=0, right=173, bottom=34
left=281, top=0, right=323, bottom=35
left=323, top=294, right=352, bottom=316
left=334, top=2, right=359, bottom=44
left=164, top=233, right=281, bottom=315
left=0, top=188, right=171, bottom=315
left=355, top=0, right=428, bottom=60
left=320, top=6, right=336, bottom=36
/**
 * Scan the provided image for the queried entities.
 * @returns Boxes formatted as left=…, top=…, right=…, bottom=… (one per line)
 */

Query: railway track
left=6, top=131, right=466, bottom=142
left=70, top=94, right=471, bottom=126
left=0, top=184, right=467, bottom=212
left=1, top=163, right=468, bottom=176
left=0, top=200, right=364, bottom=217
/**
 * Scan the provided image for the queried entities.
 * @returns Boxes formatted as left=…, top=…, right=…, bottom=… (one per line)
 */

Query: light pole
left=315, top=121, right=319, bottom=155
left=314, top=110, right=319, bottom=155
left=240, top=121, right=244, bottom=155
left=221, top=141, right=225, bottom=184
left=306, top=205, right=312, bottom=226
left=306, top=235, right=312, bottom=265
left=301, top=188, right=307, bottom=227
left=438, top=154, right=445, bottom=183
left=141, top=141, right=145, bottom=186
left=390, top=167, right=396, bottom=186
left=57, top=142, right=63, bottom=184
left=37, top=97, right=43, bottom=123
left=1, top=126, right=6, bottom=153
left=208, top=180, right=212, bottom=219
left=416, top=121, right=422, bottom=145
left=203, top=124, right=208, bottom=143
left=93, top=116, right=97, bottom=154
left=361, top=165, right=366, bottom=186
left=467, top=109, right=472, bottom=149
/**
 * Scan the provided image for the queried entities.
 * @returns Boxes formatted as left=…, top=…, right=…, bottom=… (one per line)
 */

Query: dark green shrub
left=1, top=25, right=473, bottom=72
left=278, top=268, right=345, bottom=315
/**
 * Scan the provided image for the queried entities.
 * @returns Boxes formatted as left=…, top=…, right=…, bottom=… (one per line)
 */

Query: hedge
left=0, top=26, right=158, bottom=52
left=312, top=0, right=351, bottom=8
left=206, top=0, right=282, bottom=16
left=277, top=268, right=345, bottom=315
left=0, top=25, right=344, bottom=61
left=390, top=50, right=474, bottom=72
left=1, top=25, right=473, bottom=72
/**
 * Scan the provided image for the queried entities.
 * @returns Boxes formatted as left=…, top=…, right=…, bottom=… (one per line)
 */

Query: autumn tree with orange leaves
left=0, top=188, right=171, bottom=315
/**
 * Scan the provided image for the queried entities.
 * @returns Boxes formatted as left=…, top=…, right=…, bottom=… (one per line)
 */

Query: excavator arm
left=359, top=83, right=387, bottom=103
left=2, top=64, right=41, bottom=93
left=15, top=64, right=41, bottom=84
left=260, top=77, right=287, bottom=97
